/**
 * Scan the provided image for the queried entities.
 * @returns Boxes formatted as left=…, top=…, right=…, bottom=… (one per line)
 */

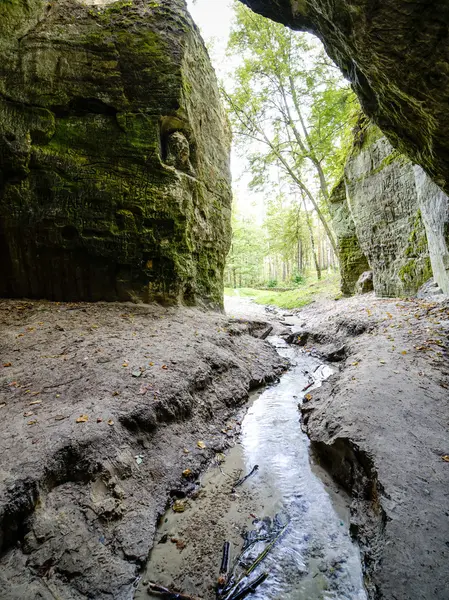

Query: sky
left=186, top=0, right=266, bottom=219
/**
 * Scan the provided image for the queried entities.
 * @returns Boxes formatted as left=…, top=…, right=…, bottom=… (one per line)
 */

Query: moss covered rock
left=0, top=0, right=232, bottom=308
left=344, top=123, right=432, bottom=297
left=328, top=178, right=370, bottom=296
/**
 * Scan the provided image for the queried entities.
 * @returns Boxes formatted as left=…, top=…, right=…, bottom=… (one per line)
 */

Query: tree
left=224, top=2, right=359, bottom=257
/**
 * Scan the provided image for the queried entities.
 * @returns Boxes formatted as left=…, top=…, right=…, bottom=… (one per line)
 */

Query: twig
left=42, top=376, right=83, bottom=391
left=147, top=581, right=203, bottom=600
left=232, top=465, right=259, bottom=491
left=260, top=326, right=273, bottom=340
left=227, top=573, right=268, bottom=600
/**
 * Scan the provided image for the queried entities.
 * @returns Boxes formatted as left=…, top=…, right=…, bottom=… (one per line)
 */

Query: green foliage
left=267, top=279, right=278, bottom=288
left=224, top=1, right=360, bottom=258
left=225, top=272, right=341, bottom=309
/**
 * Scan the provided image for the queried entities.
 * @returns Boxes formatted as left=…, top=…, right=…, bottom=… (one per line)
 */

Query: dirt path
left=0, top=300, right=286, bottom=600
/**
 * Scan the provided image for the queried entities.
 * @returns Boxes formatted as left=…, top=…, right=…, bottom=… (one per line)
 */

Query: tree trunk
left=301, top=197, right=321, bottom=280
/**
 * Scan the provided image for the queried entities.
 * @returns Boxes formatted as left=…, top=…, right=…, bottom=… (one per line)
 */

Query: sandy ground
left=0, top=293, right=448, bottom=600
left=292, top=293, right=449, bottom=600
left=0, top=300, right=286, bottom=600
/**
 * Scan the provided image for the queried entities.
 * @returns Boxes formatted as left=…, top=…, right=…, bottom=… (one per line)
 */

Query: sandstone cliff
left=331, top=123, right=449, bottom=297
left=0, top=0, right=232, bottom=307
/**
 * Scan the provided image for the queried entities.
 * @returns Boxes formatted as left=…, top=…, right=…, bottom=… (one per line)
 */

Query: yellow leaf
left=386, top=313, right=393, bottom=319
left=183, top=448, right=189, bottom=454
left=197, top=440, right=206, bottom=449
left=162, top=365, right=168, bottom=370
left=3, top=362, right=12, bottom=367
left=76, top=414, right=89, bottom=423
left=173, top=500, right=186, bottom=513
left=29, top=400, right=42, bottom=405
left=107, top=419, right=114, bottom=426
left=304, top=393, right=312, bottom=401
left=442, top=455, right=449, bottom=462
left=122, top=362, right=129, bottom=367
left=182, top=469, right=192, bottom=477
left=401, top=350, right=407, bottom=355
left=27, top=419, right=37, bottom=426
left=149, top=362, right=154, bottom=366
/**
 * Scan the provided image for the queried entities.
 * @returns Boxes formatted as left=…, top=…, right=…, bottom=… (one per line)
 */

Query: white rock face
left=414, top=166, right=449, bottom=295
left=345, top=133, right=431, bottom=297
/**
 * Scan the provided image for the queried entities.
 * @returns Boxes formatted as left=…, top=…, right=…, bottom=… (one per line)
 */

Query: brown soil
left=293, top=293, right=449, bottom=600
left=0, top=299, right=286, bottom=600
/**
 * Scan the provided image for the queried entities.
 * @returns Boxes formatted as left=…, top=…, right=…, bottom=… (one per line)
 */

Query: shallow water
left=230, top=337, right=367, bottom=600
left=138, top=335, right=367, bottom=600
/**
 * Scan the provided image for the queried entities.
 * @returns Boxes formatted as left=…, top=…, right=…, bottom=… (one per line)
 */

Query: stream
left=136, top=301, right=367, bottom=600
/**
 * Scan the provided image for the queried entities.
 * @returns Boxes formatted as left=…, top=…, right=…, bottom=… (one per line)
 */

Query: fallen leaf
left=379, top=360, right=386, bottom=364
left=386, top=312, right=393, bottom=319
left=76, top=414, right=89, bottom=423
left=215, top=453, right=226, bottom=464
left=107, top=419, right=114, bottom=426
left=148, top=362, right=154, bottom=366
left=0, top=403, right=6, bottom=408
left=24, top=411, right=34, bottom=417
left=442, top=455, right=449, bottom=463
left=112, top=391, right=120, bottom=396
left=27, top=420, right=37, bottom=426
left=183, top=448, right=189, bottom=454
left=174, top=539, right=186, bottom=550
left=351, top=361, right=359, bottom=366
left=29, top=400, right=42, bottom=405
left=132, top=370, right=142, bottom=378
left=304, top=393, right=312, bottom=401
left=3, top=362, right=12, bottom=367
left=182, top=469, right=192, bottom=477
left=401, top=350, right=407, bottom=355
left=197, top=440, right=206, bottom=449
left=161, top=365, right=168, bottom=370
left=54, top=415, right=66, bottom=421
left=97, top=417, right=103, bottom=423
left=172, top=500, right=186, bottom=513
left=122, top=362, right=129, bottom=368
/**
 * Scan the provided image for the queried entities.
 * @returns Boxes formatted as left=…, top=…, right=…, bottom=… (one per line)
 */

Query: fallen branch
left=232, top=465, right=259, bottom=491
left=259, top=326, right=273, bottom=340
left=147, top=581, right=203, bottom=600
left=244, top=522, right=288, bottom=577
left=227, top=572, right=268, bottom=600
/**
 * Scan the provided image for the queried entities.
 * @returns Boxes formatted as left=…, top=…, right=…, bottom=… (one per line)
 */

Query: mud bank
left=293, top=294, right=449, bottom=600
left=0, top=300, right=286, bottom=600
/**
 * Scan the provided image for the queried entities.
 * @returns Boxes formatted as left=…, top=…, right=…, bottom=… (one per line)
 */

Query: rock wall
left=414, top=166, right=449, bottom=295
left=331, top=123, right=449, bottom=297
left=328, top=179, right=369, bottom=296
left=0, top=0, right=232, bottom=308
left=240, top=0, right=449, bottom=196
left=344, top=126, right=432, bottom=297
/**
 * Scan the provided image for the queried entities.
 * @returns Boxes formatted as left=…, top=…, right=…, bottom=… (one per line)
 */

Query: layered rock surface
left=344, top=126, right=432, bottom=297
left=328, top=179, right=369, bottom=296
left=0, top=0, right=232, bottom=307
left=331, top=123, right=449, bottom=297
